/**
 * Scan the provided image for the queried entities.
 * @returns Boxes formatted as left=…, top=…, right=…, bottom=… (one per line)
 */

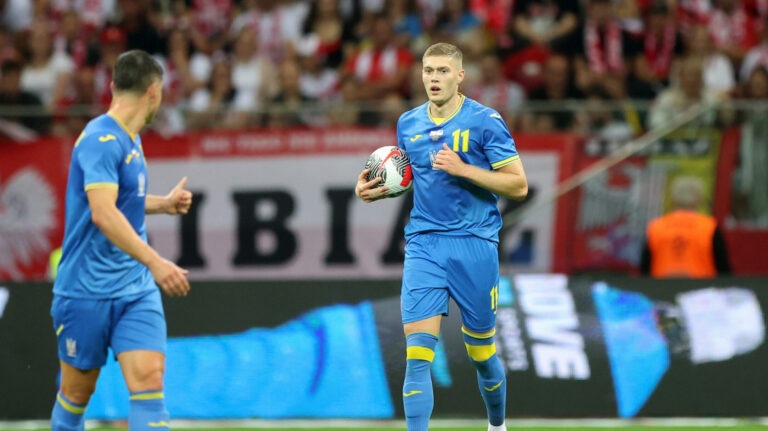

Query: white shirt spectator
left=299, top=69, right=340, bottom=101
left=702, top=54, right=735, bottom=94
left=230, top=2, right=309, bottom=62
left=20, top=51, right=74, bottom=105
left=51, top=0, right=116, bottom=30
left=231, top=56, right=275, bottom=112
left=740, top=43, right=768, bottom=82
left=1, top=0, right=32, bottom=32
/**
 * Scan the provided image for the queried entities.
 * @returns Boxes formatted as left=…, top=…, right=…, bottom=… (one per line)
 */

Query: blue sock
left=463, top=329, right=506, bottom=426
left=51, top=392, right=86, bottom=431
left=129, top=390, right=170, bottom=431
left=403, top=332, right=438, bottom=431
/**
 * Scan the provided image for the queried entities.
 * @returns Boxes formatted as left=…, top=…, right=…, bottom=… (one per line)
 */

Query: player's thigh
left=59, top=360, right=100, bottom=404
left=51, top=295, right=111, bottom=370
left=117, top=350, right=166, bottom=392
left=402, top=236, right=450, bottom=326
left=445, top=236, right=500, bottom=333
left=111, top=289, right=167, bottom=391
left=403, top=314, right=442, bottom=337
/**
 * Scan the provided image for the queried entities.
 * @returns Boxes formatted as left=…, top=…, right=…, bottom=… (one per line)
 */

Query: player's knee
left=462, top=327, right=497, bottom=362
left=60, top=384, right=96, bottom=405
left=129, top=364, right=165, bottom=391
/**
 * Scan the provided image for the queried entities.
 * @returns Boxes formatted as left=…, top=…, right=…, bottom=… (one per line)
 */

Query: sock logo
left=403, top=390, right=423, bottom=397
left=483, top=380, right=504, bottom=392
left=148, top=421, right=169, bottom=427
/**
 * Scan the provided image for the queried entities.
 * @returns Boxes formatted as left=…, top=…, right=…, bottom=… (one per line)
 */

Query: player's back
left=54, top=114, right=153, bottom=299
left=396, top=96, right=519, bottom=243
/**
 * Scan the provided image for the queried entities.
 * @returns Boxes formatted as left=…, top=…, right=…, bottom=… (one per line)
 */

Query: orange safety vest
left=646, top=210, right=718, bottom=278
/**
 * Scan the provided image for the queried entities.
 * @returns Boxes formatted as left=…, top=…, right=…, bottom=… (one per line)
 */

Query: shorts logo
left=66, top=338, right=77, bottom=357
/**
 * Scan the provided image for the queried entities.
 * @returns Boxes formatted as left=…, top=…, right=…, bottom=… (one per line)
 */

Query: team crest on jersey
left=429, top=129, right=444, bottom=141
left=125, top=149, right=141, bottom=164
left=137, top=173, right=146, bottom=197
left=66, top=338, right=77, bottom=357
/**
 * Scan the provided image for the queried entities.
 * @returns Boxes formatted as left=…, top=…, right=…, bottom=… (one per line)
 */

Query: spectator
left=20, top=20, right=74, bottom=107
left=731, top=66, right=768, bottom=227
left=51, top=0, right=116, bottom=32
left=677, top=0, right=712, bottom=30
left=269, top=60, right=312, bottom=127
left=647, top=57, right=723, bottom=129
left=230, top=27, right=278, bottom=127
left=388, top=0, right=424, bottom=49
left=574, top=0, right=633, bottom=100
left=465, top=53, right=525, bottom=116
left=342, top=13, right=413, bottom=103
left=297, top=51, right=340, bottom=102
left=298, top=0, right=351, bottom=69
left=512, top=0, right=579, bottom=54
left=230, top=0, right=309, bottom=63
left=187, top=58, right=238, bottom=129
left=52, top=65, right=99, bottom=136
left=0, top=23, right=17, bottom=63
left=436, top=0, right=482, bottom=45
left=524, top=54, right=584, bottom=132
left=469, top=0, right=515, bottom=37
left=1, top=0, right=32, bottom=32
left=0, top=59, right=49, bottom=135
left=117, top=0, right=163, bottom=55
left=707, top=0, right=760, bottom=63
left=157, top=27, right=211, bottom=107
left=683, top=24, right=735, bottom=95
left=93, top=25, right=127, bottom=107
left=630, top=2, right=683, bottom=95
left=740, top=25, right=768, bottom=83
left=53, top=9, right=89, bottom=67
left=640, top=176, right=730, bottom=277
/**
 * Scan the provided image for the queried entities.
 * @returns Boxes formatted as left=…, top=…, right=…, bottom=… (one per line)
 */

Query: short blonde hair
left=423, top=43, right=463, bottom=67
left=670, top=176, right=704, bottom=209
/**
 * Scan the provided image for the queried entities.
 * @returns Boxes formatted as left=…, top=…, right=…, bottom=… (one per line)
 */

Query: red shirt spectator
left=707, top=0, right=760, bottom=61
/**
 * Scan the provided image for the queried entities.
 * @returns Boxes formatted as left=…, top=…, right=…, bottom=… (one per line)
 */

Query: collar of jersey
left=427, top=94, right=465, bottom=126
left=107, top=114, right=136, bottom=142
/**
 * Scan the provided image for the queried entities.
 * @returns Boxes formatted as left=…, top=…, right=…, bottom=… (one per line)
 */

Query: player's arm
left=145, top=177, right=193, bottom=215
left=433, top=144, right=528, bottom=201
left=88, top=187, right=190, bottom=296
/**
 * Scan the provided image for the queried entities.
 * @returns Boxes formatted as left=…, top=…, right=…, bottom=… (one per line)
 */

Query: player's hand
left=355, top=168, right=390, bottom=203
left=149, top=258, right=190, bottom=297
left=165, top=177, right=193, bottom=215
left=433, top=144, right=468, bottom=177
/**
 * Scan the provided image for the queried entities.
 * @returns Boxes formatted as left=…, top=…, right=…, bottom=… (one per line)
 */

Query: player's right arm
left=87, top=188, right=190, bottom=296
left=77, top=132, right=189, bottom=296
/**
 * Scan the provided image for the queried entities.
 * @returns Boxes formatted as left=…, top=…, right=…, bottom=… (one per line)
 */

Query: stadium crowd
left=0, top=0, right=766, bottom=137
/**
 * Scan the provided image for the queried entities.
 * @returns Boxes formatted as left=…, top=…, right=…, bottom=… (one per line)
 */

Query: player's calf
left=403, top=332, right=438, bottom=431
left=463, top=327, right=506, bottom=429
left=51, top=391, right=88, bottom=431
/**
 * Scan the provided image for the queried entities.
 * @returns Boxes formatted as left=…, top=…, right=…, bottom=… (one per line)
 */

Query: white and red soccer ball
left=364, top=146, right=413, bottom=197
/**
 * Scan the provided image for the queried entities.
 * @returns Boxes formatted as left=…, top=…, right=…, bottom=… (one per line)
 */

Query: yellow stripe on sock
left=465, top=343, right=497, bottom=362
left=461, top=326, right=496, bottom=339
left=148, top=421, right=170, bottom=427
left=403, top=390, right=423, bottom=397
left=483, top=379, right=504, bottom=392
left=56, top=324, right=64, bottom=336
left=130, top=391, right=164, bottom=400
left=57, top=393, right=85, bottom=414
left=406, top=346, right=435, bottom=362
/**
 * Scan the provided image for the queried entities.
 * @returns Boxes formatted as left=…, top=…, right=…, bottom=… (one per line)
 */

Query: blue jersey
left=54, top=114, right=153, bottom=299
left=396, top=96, right=520, bottom=242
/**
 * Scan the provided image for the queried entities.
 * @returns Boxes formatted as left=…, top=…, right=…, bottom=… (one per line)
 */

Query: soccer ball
left=364, top=146, right=413, bottom=197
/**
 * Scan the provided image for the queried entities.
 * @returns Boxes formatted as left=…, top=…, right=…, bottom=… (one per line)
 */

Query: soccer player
left=50, top=50, right=192, bottom=431
left=355, top=43, right=528, bottom=431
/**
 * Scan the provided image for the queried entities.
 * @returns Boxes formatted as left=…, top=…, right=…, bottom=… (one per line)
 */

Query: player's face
left=422, top=55, right=464, bottom=106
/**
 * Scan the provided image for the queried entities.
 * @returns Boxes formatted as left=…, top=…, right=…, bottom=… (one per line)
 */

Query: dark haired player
left=51, top=50, right=192, bottom=431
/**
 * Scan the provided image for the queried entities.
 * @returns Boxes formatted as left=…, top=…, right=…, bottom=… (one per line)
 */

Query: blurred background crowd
left=0, top=0, right=766, bottom=138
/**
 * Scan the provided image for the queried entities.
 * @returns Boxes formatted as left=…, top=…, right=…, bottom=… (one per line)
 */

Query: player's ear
left=457, top=69, right=465, bottom=85
left=146, top=80, right=162, bottom=101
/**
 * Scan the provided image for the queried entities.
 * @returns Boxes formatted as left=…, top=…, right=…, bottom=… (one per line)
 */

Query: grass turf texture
left=8, top=427, right=768, bottom=431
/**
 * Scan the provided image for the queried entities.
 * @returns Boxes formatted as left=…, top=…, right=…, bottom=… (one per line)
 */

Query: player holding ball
left=355, top=43, right=528, bottom=431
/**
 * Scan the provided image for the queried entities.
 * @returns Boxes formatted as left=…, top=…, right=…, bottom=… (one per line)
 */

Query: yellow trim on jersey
left=56, top=324, right=64, bottom=336
left=461, top=326, right=496, bottom=339
left=108, top=114, right=136, bottom=142
left=130, top=392, right=164, bottom=401
left=428, top=94, right=465, bottom=125
left=74, top=131, right=86, bottom=147
left=148, top=421, right=170, bottom=427
left=406, top=346, right=435, bottom=362
left=84, top=182, right=119, bottom=192
left=465, top=343, right=497, bottom=362
left=491, top=155, right=520, bottom=169
left=483, top=379, right=504, bottom=392
left=57, top=394, right=85, bottom=414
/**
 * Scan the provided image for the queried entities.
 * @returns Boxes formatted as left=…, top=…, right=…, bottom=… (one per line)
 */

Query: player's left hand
left=165, top=177, right=193, bottom=215
left=433, top=144, right=468, bottom=177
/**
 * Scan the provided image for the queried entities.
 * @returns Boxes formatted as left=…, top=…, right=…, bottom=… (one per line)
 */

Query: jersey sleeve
left=482, top=111, right=519, bottom=170
left=76, top=132, right=123, bottom=191
left=396, top=115, right=405, bottom=150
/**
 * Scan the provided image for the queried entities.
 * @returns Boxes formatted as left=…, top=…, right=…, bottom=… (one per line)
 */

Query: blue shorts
left=401, top=233, right=499, bottom=333
left=51, top=288, right=166, bottom=370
